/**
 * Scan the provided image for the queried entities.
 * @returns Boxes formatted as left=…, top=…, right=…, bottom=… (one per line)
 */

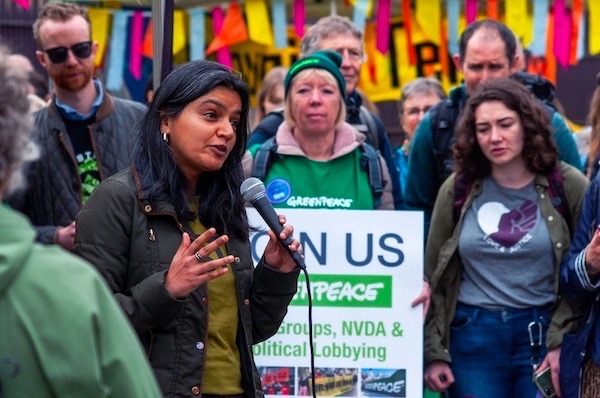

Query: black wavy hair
left=132, top=60, right=250, bottom=240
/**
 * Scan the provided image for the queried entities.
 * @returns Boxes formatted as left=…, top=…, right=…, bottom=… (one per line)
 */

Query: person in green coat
left=0, top=46, right=162, bottom=398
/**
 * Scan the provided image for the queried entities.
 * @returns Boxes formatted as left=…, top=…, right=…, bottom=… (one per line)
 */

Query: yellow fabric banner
left=245, top=0, right=274, bottom=47
left=88, top=8, right=110, bottom=68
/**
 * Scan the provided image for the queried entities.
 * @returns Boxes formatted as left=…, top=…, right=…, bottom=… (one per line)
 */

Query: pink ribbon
left=553, top=0, right=572, bottom=69
left=466, top=0, right=478, bottom=24
left=129, top=11, right=143, bottom=80
left=294, top=0, right=305, bottom=38
left=211, top=6, right=233, bottom=67
left=375, top=0, right=391, bottom=54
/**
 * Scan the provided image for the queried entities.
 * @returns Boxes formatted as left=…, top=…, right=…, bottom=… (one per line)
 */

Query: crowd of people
left=3, top=2, right=600, bottom=398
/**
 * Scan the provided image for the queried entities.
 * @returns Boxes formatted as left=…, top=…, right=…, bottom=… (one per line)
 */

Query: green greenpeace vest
left=257, top=149, right=375, bottom=209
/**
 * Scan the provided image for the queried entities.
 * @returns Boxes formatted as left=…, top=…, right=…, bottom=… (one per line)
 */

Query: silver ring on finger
left=194, top=251, right=209, bottom=263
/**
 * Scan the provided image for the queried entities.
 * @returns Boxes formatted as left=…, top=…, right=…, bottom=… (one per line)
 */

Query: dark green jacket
left=74, top=167, right=299, bottom=397
left=424, top=162, right=589, bottom=365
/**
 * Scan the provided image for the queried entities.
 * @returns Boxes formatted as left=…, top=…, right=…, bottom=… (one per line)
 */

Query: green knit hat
left=284, top=50, right=346, bottom=99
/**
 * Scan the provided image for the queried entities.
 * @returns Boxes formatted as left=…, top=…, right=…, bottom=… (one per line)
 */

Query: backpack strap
left=251, top=137, right=279, bottom=180
left=431, top=99, right=460, bottom=190
left=359, top=142, right=384, bottom=207
left=357, top=106, right=380, bottom=151
left=451, top=167, right=573, bottom=235
left=546, top=165, right=573, bottom=236
left=452, top=174, right=474, bottom=225
left=253, top=137, right=385, bottom=208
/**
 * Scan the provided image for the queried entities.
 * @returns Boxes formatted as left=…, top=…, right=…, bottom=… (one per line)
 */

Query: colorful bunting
left=11, top=0, right=29, bottom=10
left=245, top=0, right=274, bottom=47
left=553, top=0, right=572, bottom=69
left=106, top=11, right=128, bottom=91
left=577, top=11, right=586, bottom=61
left=401, top=0, right=416, bottom=64
left=172, top=10, right=187, bottom=55
left=272, top=0, right=287, bottom=48
left=49, top=0, right=600, bottom=100
left=208, top=6, right=232, bottom=66
left=364, top=22, right=377, bottom=83
left=206, top=3, right=248, bottom=56
left=591, top=0, right=600, bottom=55
left=189, top=8, right=205, bottom=61
left=487, top=0, right=498, bottom=20
left=88, top=8, right=110, bottom=68
left=416, top=0, right=441, bottom=45
left=129, top=11, right=143, bottom=80
left=529, top=0, right=549, bottom=56
left=353, top=0, right=370, bottom=33
left=446, top=0, right=460, bottom=56
left=293, top=0, right=305, bottom=38
left=375, top=0, right=391, bottom=54
left=505, top=0, right=528, bottom=41
left=545, top=11, right=557, bottom=83
left=465, top=0, right=477, bottom=24
left=570, top=0, right=583, bottom=65
left=141, top=20, right=153, bottom=59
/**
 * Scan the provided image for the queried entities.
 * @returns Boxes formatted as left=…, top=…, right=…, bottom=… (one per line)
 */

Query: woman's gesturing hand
left=165, top=230, right=234, bottom=299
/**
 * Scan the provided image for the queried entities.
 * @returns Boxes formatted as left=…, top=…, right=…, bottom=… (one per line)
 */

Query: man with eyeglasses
left=7, top=2, right=145, bottom=252
left=248, top=15, right=403, bottom=211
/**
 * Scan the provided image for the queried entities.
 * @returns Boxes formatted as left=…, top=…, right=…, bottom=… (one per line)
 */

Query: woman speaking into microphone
left=74, top=60, right=301, bottom=397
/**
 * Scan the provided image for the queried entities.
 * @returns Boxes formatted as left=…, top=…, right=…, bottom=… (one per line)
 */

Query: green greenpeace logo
left=292, top=274, right=392, bottom=307
left=288, top=58, right=320, bottom=75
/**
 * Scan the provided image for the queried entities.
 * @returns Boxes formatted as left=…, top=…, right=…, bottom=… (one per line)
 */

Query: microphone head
left=240, top=177, right=266, bottom=203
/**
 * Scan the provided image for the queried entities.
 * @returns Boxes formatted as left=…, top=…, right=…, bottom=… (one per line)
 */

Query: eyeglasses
left=333, top=47, right=364, bottom=62
left=404, top=106, right=434, bottom=117
left=42, top=41, right=93, bottom=64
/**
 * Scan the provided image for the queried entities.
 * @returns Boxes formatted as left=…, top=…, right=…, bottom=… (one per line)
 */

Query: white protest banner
left=248, top=209, right=424, bottom=398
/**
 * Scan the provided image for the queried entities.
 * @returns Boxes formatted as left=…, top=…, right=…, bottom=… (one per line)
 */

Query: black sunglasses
left=43, top=41, right=93, bottom=64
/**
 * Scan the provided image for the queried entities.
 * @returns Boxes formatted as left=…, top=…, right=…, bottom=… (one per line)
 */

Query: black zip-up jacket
left=7, top=91, right=146, bottom=244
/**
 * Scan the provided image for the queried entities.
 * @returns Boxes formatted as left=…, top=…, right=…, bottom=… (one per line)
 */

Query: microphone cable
left=299, top=267, right=317, bottom=398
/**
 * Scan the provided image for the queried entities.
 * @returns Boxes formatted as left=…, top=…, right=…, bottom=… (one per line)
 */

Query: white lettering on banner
left=295, top=281, right=385, bottom=302
left=363, top=380, right=405, bottom=393
left=286, top=196, right=353, bottom=208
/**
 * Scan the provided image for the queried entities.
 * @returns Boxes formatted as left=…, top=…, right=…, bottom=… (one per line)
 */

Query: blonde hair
left=284, top=68, right=346, bottom=130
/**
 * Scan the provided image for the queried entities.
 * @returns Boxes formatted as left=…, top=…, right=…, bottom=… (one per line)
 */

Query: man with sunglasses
left=7, top=2, right=145, bottom=252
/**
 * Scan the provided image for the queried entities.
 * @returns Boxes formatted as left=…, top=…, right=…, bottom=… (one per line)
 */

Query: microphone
left=240, top=177, right=306, bottom=269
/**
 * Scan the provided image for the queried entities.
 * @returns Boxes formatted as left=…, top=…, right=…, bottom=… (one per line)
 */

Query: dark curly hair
left=454, top=78, right=558, bottom=181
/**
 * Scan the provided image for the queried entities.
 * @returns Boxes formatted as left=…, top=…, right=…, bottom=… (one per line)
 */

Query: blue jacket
left=560, top=173, right=600, bottom=397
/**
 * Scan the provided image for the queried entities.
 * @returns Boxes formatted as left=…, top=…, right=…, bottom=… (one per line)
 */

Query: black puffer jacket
left=7, top=92, right=145, bottom=244
left=74, top=167, right=299, bottom=397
